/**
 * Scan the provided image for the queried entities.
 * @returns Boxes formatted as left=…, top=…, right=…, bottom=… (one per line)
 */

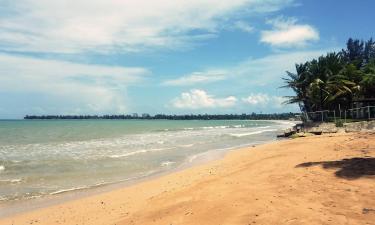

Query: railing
left=303, top=106, right=375, bottom=123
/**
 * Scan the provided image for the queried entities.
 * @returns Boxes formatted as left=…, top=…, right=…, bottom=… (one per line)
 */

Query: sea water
left=0, top=119, right=294, bottom=203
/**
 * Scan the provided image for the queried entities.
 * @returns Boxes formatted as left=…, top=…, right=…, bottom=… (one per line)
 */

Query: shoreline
left=0, top=136, right=281, bottom=219
left=2, top=131, right=372, bottom=225
left=0, top=119, right=297, bottom=217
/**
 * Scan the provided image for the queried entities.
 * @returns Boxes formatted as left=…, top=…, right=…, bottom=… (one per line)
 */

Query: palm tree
left=282, top=63, right=312, bottom=112
left=325, top=74, right=360, bottom=109
left=360, top=62, right=375, bottom=98
left=282, top=38, right=375, bottom=119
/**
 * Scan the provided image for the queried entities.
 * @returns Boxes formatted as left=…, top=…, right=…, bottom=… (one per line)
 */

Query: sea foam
left=229, top=129, right=277, bottom=137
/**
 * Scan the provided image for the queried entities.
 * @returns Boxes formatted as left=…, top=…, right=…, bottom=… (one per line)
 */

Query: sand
left=0, top=132, right=374, bottom=225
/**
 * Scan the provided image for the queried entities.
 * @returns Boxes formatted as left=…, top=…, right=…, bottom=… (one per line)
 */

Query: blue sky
left=0, top=0, right=374, bottom=118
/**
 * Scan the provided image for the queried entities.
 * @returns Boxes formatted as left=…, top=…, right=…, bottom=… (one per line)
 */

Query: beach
left=0, top=120, right=290, bottom=204
left=0, top=132, right=374, bottom=225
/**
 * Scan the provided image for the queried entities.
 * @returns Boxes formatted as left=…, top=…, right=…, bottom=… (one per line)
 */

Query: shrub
left=335, top=119, right=344, bottom=127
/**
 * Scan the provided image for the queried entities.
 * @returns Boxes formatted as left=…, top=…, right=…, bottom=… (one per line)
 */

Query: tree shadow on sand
left=296, top=157, right=375, bottom=179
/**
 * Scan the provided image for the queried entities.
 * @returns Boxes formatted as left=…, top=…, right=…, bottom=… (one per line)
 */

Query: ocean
left=0, top=119, right=294, bottom=203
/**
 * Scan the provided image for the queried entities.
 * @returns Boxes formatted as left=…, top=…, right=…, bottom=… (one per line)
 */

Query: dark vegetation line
left=24, top=113, right=299, bottom=120
left=283, top=38, right=375, bottom=113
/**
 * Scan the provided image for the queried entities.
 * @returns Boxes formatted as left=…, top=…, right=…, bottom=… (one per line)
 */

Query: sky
left=0, top=0, right=374, bottom=118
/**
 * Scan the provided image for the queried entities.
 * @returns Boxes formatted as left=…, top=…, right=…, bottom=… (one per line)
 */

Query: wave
left=229, top=129, right=277, bottom=137
left=49, top=181, right=120, bottom=195
left=272, top=120, right=298, bottom=127
left=201, top=126, right=232, bottom=129
left=161, top=161, right=176, bottom=167
left=188, top=125, right=246, bottom=130
left=181, top=124, right=273, bottom=131
left=108, top=147, right=173, bottom=158
left=0, top=178, right=22, bottom=184
left=50, top=186, right=90, bottom=195
left=158, top=125, right=249, bottom=132
left=177, top=143, right=194, bottom=148
left=255, top=126, right=271, bottom=129
left=0, top=165, right=4, bottom=172
left=49, top=169, right=160, bottom=196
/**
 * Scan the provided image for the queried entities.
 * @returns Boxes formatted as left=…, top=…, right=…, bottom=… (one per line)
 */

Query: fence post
left=356, top=108, right=359, bottom=119
left=368, top=106, right=371, bottom=120
left=321, top=111, right=324, bottom=122
left=344, top=110, right=347, bottom=123
left=333, top=110, right=336, bottom=123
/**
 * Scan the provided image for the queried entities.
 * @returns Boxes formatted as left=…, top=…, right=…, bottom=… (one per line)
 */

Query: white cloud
left=233, top=49, right=333, bottom=86
left=168, top=49, right=333, bottom=88
left=260, top=17, right=319, bottom=47
left=0, top=0, right=295, bottom=53
left=164, top=49, right=333, bottom=113
left=162, top=70, right=227, bottom=86
left=242, top=93, right=270, bottom=105
left=233, top=21, right=254, bottom=33
left=242, top=93, right=286, bottom=108
left=0, top=54, right=149, bottom=114
left=171, top=89, right=237, bottom=109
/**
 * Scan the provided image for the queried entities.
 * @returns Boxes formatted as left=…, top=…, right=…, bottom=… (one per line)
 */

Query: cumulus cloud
left=162, top=70, right=227, bottom=86
left=0, top=0, right=295, bottom=53
left=260, top=17, right=319, bottom=47
left=242, top=93, right=286, bottom=108
left=0, top=54, right=149, bottom=115
left=242, top=93, right=270, bottom=105
left=171, top=89, right=237, bottom=109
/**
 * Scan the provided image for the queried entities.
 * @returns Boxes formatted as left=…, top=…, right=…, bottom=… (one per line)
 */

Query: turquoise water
left=0, top=119, right=293, bottom=202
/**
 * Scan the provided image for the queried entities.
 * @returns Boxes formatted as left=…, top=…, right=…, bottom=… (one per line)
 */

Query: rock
left=344, top=121, right=375, bottom=132
left=303, top=122, right=338, bottom=133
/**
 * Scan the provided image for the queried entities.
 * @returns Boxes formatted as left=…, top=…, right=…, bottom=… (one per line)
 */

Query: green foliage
left=335, top=119, right=344, bottom=127
left=283, top=38, right=375, bottom=113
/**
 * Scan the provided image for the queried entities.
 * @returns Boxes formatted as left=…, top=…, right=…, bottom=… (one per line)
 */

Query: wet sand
left=1, top=132, right=374, bottom=225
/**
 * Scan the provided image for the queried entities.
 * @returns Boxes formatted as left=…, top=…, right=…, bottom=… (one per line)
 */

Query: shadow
left=296, top=157, right=375, bottom=179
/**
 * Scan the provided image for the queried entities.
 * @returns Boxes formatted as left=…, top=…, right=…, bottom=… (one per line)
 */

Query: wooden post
left=344, top=110, right=347, bottom=123
left=333, top=110, right=336, bottom=123
left=355, top=108, right=359, bottom=119
left=368, top=106, right=371, bottom=120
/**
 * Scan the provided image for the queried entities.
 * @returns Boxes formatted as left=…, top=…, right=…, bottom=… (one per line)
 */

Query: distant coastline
left=24, top=113, right=299, bottom=120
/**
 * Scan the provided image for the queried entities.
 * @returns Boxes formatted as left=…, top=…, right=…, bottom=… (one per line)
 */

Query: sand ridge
left=0, top=132, right=374, bottom=225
